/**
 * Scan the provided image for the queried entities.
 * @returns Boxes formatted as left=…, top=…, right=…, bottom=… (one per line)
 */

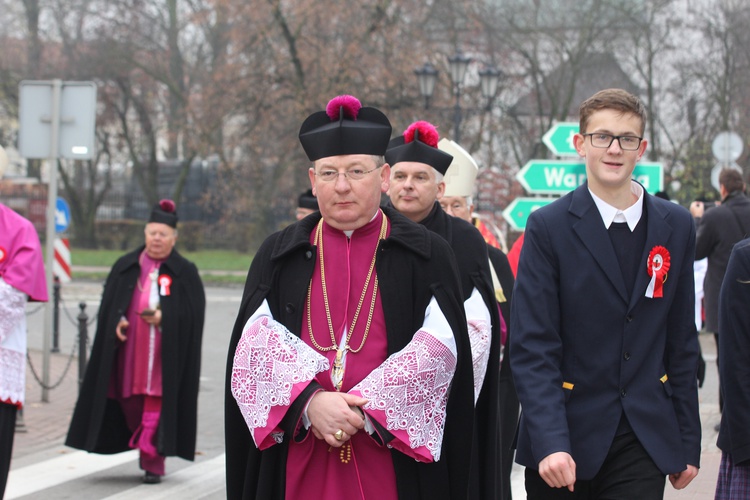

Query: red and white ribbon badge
left=158, top=274, right=172, bottom=296
left=645, top=246, right=670, bottom=298
left=0, top=246, right=7, bottom=263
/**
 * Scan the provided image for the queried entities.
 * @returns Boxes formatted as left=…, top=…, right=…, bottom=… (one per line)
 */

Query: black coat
left=417, top=202, right=504, bottom=500
left=717, top=237, right=750, bottom=463
left=66, top=246, right=205, bottom=460
left=224, top=206, right=474, bottom=500
left=695, top=192, right=750, bottom=333
left=487, top=244, right=519, bottom=500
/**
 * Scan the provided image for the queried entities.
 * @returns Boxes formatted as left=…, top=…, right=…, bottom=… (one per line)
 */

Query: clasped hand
left=306, top=391, right=367, bottom=447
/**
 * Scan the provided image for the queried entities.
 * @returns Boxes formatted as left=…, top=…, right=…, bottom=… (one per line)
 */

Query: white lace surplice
left=231, top=296, right=459, bottom=463
left=231, top=300, right=329, bottom=449
left=351, top=296, right=458, bottom=462
left=0, top=277, right=29, bottom=406
left=464, top=287, right=492, bottom=404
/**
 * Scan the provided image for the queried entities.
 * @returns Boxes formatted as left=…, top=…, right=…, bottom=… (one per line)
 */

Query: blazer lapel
left=628, top=194, right=674, bottom=311
left=570, top=186, right=629, bottom=304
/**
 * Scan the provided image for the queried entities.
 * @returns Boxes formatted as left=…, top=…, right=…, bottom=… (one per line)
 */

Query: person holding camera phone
left=67, top=199, right=205, bottom=484
left=690, top=168, right=750, bottom=419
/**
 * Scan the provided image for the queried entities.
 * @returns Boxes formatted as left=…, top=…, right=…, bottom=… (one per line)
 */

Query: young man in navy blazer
left=510, top=88, right=701, bottom=499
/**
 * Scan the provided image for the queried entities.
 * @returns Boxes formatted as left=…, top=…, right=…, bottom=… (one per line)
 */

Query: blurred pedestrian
left=715, top=237, right=750, bottom=499
left=66, top=199, right=205, bottom=484
left=225, top=95, right=474, bottom=499
left=690, top=168, right=750, bottom=413
left=295, top=188, right=319, bottom=220
left=511, top=88, right=700, bottom=498
left=0, top=145, right=49, bottom=497
left=439, top=137, right=518, bottom=500
left=506, top=232, right=523, bottom=278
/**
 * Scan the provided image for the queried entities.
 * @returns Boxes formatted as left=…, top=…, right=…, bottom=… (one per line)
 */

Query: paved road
left=10, top=281, right=241, bottom=499
left=9, top=280, right=722, bottom=499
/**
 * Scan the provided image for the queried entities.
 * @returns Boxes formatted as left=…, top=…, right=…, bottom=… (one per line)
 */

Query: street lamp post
left=414, top=62, right=439, bottom=110
left=414, top=52, right=501, bottom=144
left=447, top=52, right=471, bottom=143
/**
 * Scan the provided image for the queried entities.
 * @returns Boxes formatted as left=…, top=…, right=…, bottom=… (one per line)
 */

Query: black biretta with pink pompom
left=385, top=121, right=453, bottom=175
left=298, top=95, right=392, bottom=161
left=148, top=199, right=178, bottom=228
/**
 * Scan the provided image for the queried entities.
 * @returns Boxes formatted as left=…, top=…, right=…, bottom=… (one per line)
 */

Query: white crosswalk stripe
left=103, top=454, right=225, bottom=499
left=6, top=450, right=139, bottom=498
left=6, top=451, right=226, bottom=499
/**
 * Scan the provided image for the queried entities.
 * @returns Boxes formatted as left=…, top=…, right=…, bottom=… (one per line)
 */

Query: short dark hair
left=719, top=168, right=745, bottom=194
left=579, top=89, right=648, bottom=136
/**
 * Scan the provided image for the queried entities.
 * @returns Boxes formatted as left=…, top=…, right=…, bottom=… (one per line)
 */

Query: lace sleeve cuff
left=350, top=297, right=457, bottom=462
left=231, top=313, right=329, bottom=449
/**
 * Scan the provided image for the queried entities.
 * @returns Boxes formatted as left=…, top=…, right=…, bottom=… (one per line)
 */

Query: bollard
left=15, top=408, right=27, bottom=434
left=77, top=302, right=88, bottom=392
left=51, top=276, right=61, bottom=353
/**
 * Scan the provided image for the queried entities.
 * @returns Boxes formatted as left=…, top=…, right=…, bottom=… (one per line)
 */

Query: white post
left=42, top=79, right=62, bottom=402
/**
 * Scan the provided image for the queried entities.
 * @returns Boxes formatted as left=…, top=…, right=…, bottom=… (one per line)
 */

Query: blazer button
left=620, top=389, right=627, bottom=398
left=623, top=352, right=631, bottom=361
left=285, top=303, right=295, bottom=314
left=625, top=314, right=634, bottom=322
left=305, top=250, right=313, bottom=260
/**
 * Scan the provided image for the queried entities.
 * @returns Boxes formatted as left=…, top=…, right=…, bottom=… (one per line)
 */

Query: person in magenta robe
left=0, top=145, right=49, bottom=497
left=225, top=95, right=475, bottom=499
left=66, top=200, right=205, bottom=485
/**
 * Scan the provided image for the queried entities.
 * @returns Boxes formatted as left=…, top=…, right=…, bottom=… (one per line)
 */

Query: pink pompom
left=326, top=95, right=362, bottom=121
left=159, top=199, right=176, bottom=213
left=404, top=121, right=439, bottom=148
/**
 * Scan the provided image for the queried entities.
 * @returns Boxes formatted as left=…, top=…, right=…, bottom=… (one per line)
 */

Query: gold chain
left=306, top=211, right=387, bottom=354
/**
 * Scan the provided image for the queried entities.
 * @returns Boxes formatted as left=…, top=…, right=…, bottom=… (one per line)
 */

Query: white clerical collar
left=343, top=210, right=381, bottom=238
left=589, top=181, right=644, bottom=231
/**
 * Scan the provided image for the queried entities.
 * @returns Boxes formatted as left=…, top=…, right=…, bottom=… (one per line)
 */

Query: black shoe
left=143, top=472, right=161, bottom=484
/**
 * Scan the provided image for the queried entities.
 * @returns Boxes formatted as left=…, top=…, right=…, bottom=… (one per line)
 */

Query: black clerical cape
left=224, top=207, right=474, bottom=500
left=66, top=246, right=205, bottom=460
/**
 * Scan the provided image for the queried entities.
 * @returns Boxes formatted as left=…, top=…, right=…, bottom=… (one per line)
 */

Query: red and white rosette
left=645, top=246, right=670, bottom=298
left=158, top=274, right=172, bottom=296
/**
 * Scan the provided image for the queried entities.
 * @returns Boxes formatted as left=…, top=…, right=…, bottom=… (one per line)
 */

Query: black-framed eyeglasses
left=582, top=133, right=643, bottom=151
left=314, top=165, right=382, bottom=182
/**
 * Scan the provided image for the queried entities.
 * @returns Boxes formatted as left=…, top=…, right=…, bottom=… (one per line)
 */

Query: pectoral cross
left=332, top=347, right=345, bottom=391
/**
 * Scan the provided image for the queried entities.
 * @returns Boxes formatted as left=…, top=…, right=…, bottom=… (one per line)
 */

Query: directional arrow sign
left=55, top=197, right=71, bottom=233
left=516, top=161, right=664, bottom=195
left=542, top=122, right=579, bottom=156
left=502, top=197, right=556, bottom=231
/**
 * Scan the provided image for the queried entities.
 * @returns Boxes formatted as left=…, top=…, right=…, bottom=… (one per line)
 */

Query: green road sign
left=542, top=122, right=579, bottom=156
left=502, top=197, right=556, bottom=231
left=516, top=160, right=664, bottom=195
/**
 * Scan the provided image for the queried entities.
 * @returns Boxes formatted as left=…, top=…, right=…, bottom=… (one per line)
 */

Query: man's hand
left=539, top=452, right=576, bottom=492
left=306, top=391, right=367, bottom=447
left=141, top=308, right=162, bottom=327
left=115, top=318, right=129, bottom=341
left=669, top=464, right=699, bottom=490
